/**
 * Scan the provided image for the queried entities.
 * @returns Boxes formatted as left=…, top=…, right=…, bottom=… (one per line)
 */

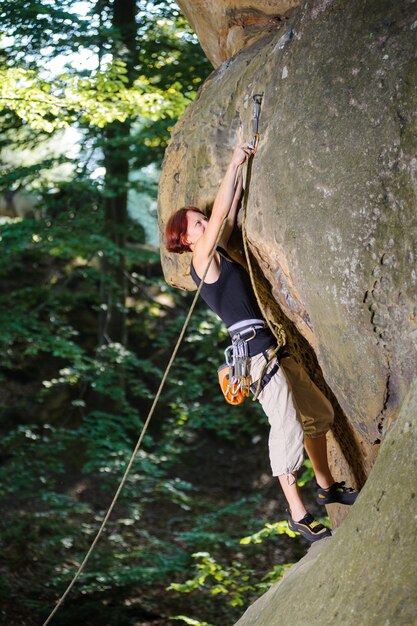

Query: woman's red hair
left=165, top=206, right=205, bottom=254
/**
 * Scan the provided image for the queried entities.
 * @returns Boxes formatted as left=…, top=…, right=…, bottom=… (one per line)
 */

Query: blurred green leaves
left=0, top=64, right=192, bottom=131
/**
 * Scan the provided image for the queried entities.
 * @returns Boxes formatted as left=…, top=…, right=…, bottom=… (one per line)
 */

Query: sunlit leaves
left=168, top=551, right=288, bottom=608
left=240, top=520, right=297, bottom=544
left=0, top=61, right=191, bottom=132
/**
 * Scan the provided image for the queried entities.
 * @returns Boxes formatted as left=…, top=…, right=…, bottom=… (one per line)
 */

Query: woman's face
left=186, top=210, right=208, bottom=247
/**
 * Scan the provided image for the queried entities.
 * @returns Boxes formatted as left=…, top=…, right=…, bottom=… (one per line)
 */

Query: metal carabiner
left=243, top=327, right=257, bottom=342
left=224, top=345, right=234, bottom=366
left=251, top=93, right=263, bottom=152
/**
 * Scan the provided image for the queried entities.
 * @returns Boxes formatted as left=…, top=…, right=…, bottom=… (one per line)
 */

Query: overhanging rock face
left=175, top=0, right=301, bottom=67
left=159, top=0, right=417, bottom=467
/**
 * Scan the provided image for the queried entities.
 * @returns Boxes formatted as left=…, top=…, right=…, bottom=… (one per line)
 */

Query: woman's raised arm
left=194, top=128, right=253, bottom=261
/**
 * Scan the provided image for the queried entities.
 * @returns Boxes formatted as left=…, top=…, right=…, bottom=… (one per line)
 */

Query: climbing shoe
left=316, top=481, right=358, bottom=506
left=288, top=512, right=332, bottom=542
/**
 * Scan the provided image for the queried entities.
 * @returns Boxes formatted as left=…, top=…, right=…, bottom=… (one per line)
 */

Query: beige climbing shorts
left=249, top=349, right=334, bottom=478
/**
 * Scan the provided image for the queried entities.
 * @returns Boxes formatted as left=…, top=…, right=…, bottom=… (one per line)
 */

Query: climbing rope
left=241, top=94, right=286, bottom=400
left=41, top=217, right=230, bottom=626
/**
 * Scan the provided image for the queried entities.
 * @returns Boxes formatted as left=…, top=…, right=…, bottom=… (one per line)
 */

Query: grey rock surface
left=160, top=0, right=417, bottom=471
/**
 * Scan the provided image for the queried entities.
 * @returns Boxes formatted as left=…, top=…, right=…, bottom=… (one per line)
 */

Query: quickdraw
left=218, top=334, right=252, bottom=405
left=251, top=93, right=263, bottom=153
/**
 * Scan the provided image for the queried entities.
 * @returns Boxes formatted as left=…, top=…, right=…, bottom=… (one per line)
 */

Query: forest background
left=0, top=2, right=325, bottom=625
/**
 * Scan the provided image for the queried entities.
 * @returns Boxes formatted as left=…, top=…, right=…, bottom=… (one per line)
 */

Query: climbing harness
left=219, top=330, right=253, bottom=404
left=218, top=318, right=265, bottom=404
left=241, top=93, right=287, bottom=401
left=250, top=355, right=280, bottom=396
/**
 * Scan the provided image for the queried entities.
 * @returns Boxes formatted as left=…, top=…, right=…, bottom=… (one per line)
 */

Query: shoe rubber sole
left=316, top=481, right=358, bottom=506
left=288, top=513, right=332, bottom=542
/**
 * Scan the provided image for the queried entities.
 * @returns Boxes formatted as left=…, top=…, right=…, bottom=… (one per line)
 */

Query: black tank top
left=190, top=247, right=275, bottom=356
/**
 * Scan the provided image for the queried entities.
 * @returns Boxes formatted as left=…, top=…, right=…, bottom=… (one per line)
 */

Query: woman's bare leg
left=278, top=474, right=307, bottom=521
left=304, top=434, right=334, bottom=489
left=279, top=464, right=333, bottom=541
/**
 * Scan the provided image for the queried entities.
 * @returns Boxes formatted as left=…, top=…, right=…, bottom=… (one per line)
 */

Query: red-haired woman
left=165, top=129, right=358, bottom=541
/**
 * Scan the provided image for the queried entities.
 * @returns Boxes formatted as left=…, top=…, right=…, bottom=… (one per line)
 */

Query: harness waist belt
left=228, top=318, right=266, bottom=339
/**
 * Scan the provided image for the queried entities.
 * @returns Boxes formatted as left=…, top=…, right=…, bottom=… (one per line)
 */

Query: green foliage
left=240, top=520, right=297, bottom=544
left=297, top=459, right=314, bottom=487
left=168, top=551, right=290, bottom=608
left=0, top=0, right=211, bottom=134
left=174, top=497, right=263, bottom=551
left=0, top=64, right=192, bottom=131
left=0, top=195, right=278, bottom=624
left=166, top=510, right=302, bottom=624
left=0, top=424, right=76, bottom=496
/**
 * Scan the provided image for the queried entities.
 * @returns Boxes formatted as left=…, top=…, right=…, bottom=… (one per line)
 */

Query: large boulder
left=158, top=0, right=416, bottom=621
left=159, top=0, right=416, bottom=483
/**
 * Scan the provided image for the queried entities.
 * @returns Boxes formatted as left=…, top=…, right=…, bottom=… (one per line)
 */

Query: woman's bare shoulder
left=192, top=245, right=221, bottom=282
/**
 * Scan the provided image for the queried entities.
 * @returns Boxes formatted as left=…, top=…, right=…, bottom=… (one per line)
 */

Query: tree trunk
left=99, top=0, right=137, bottom=347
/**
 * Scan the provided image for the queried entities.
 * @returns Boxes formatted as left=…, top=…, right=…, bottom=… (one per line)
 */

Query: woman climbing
left=164, top=128, right=358, bottom=542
